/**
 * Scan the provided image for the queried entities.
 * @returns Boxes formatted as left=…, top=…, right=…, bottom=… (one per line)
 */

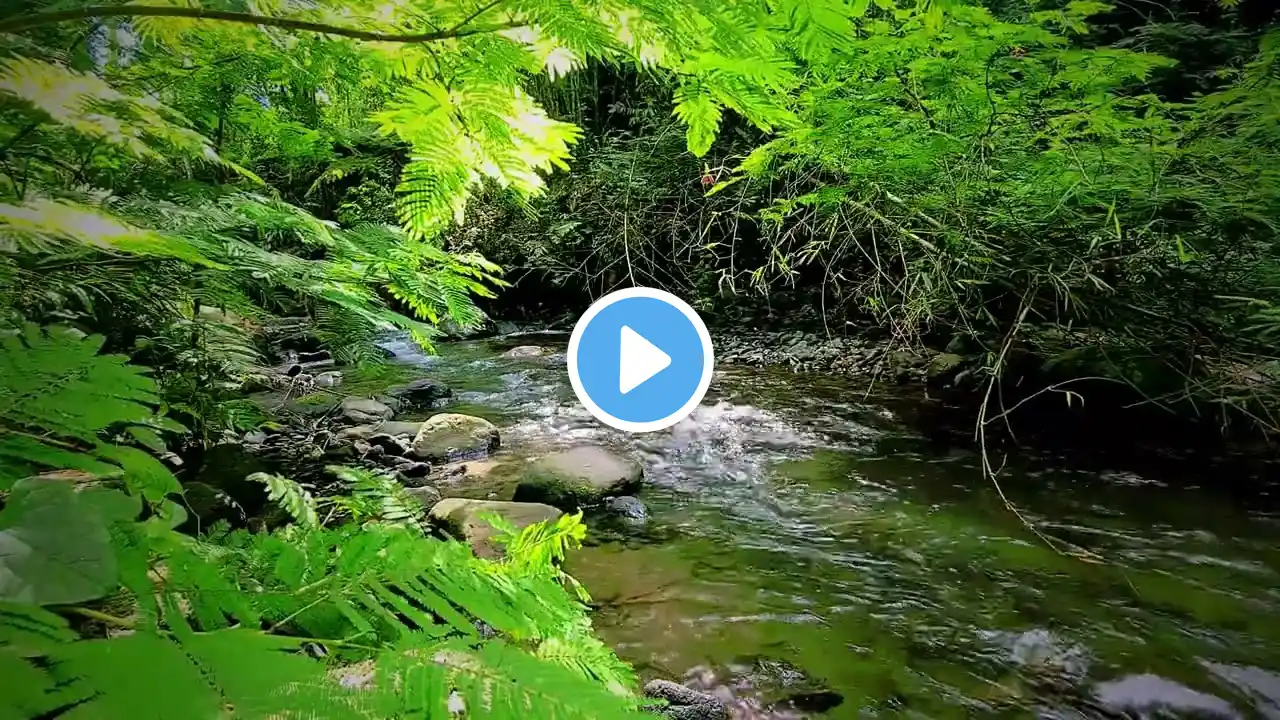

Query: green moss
left=293, top=392, right=334, bottom=407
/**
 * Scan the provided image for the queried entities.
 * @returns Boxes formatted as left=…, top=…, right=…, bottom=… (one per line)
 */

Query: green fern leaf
left=0, top=603, right=78, bottom=654
left=0, top=324, right=160, bottom=460
left=328, top=466, right=425, bottom=529
left=395, top=637, right=650, bottom=719
left=673, top=83, right=724, bottom=157
left=0, top=57, right=218, bottom=162
left=0, top=199, right=222, bottom=267
left=248, top=473, right=319, bottom=529
left=95, top=445, right=181, bottom=504
left=47, top=633, right=218, bottom=718
left=180, top=629, right=360, bottom=718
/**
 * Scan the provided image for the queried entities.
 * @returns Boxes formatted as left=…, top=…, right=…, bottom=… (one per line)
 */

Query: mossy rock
left=428, top=498, right=562, bottom=558
left=512, top=446, right=642, bottom=511
left=927, top=352, right=965, bottom=378
left=411, top=413, right=499, bottom=462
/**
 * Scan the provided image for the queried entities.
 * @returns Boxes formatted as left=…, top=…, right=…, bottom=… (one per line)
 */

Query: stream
left=382, top=332, right=1280, bottom=719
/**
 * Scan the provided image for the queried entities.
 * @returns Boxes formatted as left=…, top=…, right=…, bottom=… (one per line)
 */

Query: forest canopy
left=1, top=0, right=1279, bottom=717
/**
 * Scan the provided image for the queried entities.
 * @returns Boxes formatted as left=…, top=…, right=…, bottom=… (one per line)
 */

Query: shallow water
left=395, top=334, right=1280, bottom=719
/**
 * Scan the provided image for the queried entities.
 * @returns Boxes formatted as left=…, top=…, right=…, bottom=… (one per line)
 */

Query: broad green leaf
left=0, top=481, right=117, bottom=605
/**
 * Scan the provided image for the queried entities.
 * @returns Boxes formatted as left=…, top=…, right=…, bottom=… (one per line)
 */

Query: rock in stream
left=513, top=445, right=643, bottom=511
left=428, top=498, right=561, bottom=558
left=411, top=413, right=500, bottom=462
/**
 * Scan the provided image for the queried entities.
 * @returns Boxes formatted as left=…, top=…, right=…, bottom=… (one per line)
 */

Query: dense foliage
left=0, top=327, right=647, bottom=718
left=2, top=0, right=1279, bottom=716
left=0, top=0, right=834, bottom=716
left=466, top=0, right=1280, bottom=436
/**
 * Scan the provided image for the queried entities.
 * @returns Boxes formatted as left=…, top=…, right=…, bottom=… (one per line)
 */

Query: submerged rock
left=501, top=345, right=549, bottom=359
left=643, top=679, right=729, bottom=720
left=604, top=495, right=648, bottom=522
left=428, top=498, right=561, bottom=558
left=340, top=397, right=394, bottom=424
left=385, top=378, right=452, bottom=409
left=730, top=657, right=843, bottom=715
left=1094, top=674, right=1240, bottom=719
left=981, top=628, right=1091, bottom=682
left=1203, top=662, right=1280, bottom=719
left=512, top=446, right=642, bottom=510
left=411, top=413, right=500, bottom=462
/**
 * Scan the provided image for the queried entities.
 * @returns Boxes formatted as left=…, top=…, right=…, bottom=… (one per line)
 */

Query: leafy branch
left=0, top=5, right=522, bottom=42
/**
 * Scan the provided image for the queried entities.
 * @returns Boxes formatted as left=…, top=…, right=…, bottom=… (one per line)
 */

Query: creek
left=381, top=332, right=1280, bottom=719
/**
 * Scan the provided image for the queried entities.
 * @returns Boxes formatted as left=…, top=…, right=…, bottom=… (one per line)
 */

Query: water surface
left=391, top=334, right=1280, bottom=719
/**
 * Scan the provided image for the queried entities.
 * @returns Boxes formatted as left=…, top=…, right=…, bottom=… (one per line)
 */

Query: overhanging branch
left=0, top=5, right=521, bottom=42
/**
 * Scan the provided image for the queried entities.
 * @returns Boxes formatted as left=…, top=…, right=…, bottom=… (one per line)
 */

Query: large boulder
left=340, top=397, right=394, bottom=424
left=411, top=413, right=500, bottom=462
left=428, top=498, right=561, bottom=558
left=512, top=446, right=642, bottom=510
left=385, top=378, right=452, bottom=409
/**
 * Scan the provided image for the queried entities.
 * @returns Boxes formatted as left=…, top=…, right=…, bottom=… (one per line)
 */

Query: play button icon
left=568, top=287, right=714, bottom=432
left=618, top=326, right=670, bottom=394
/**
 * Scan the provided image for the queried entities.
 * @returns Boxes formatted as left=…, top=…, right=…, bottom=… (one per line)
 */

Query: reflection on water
left=395, top=334, right=1280, bottom=719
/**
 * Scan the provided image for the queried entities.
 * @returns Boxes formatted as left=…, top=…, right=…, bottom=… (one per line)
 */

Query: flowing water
left=383, top=333, right=1280, bottom=719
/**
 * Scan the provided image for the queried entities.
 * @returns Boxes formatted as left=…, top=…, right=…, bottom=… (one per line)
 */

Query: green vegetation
left=1, top=0, right=1278, bottom=716
left=0, top=325, right=647, bottom=718
left=465, top=0, right=1280, bottom=435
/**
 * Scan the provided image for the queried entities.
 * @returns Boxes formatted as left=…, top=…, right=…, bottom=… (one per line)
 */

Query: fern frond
left=0, top=198, right=222, bottom=267
left=0, top=325, right=180, bottom=495
left=327, top=465, right=426, bottom=529
left=673, top=82, right=724, bottom=157
left=536, top=619, right=641, bottom=696
left=10, top=629, right=355, bottom=719
left=389, top=636, right=650, bottom=719
left=0, top=56, right=220, bottom=162
left=248, top=473, right=319, bottom=529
